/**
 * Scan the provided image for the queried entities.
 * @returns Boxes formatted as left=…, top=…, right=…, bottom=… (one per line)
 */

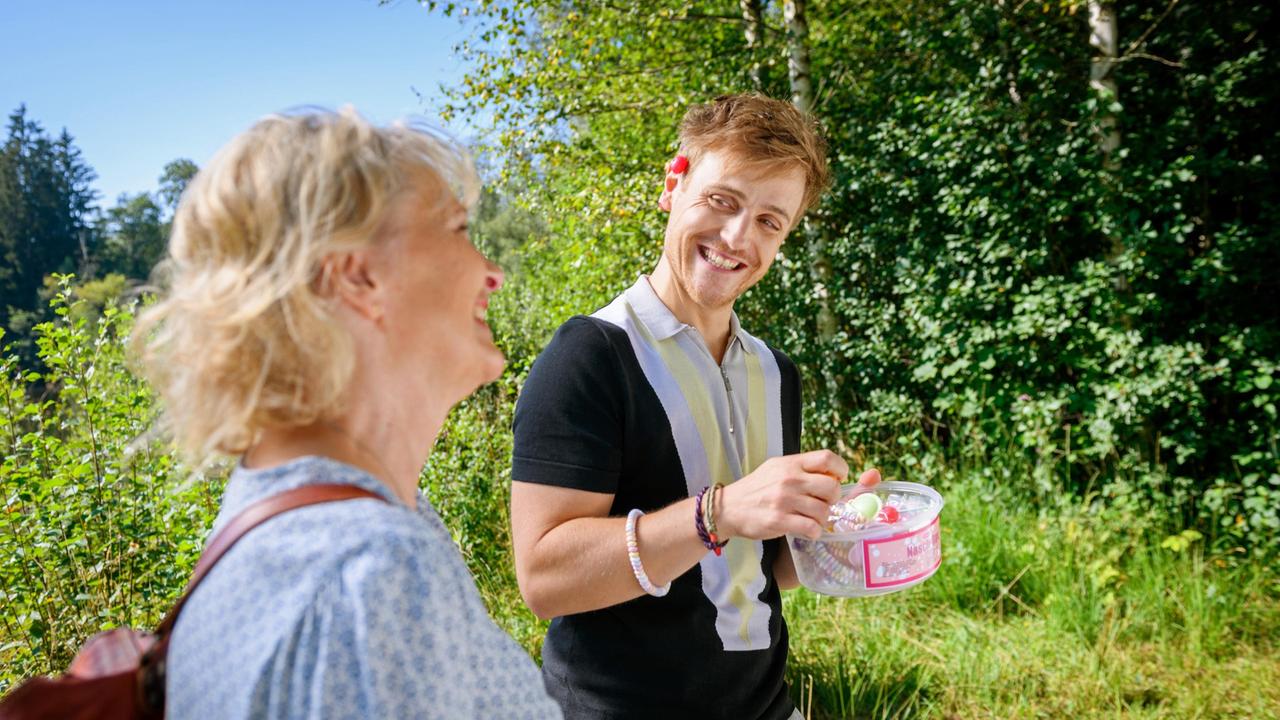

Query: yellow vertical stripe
left=628, top=312, right=732, bottom=485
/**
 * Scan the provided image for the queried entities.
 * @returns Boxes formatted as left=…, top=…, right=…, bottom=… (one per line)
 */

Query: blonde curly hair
left=132, top=107, right=479, bottom=461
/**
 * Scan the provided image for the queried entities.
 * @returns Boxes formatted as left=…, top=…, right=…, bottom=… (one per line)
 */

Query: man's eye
left=761, top=218, right=780, bottom=231
left=710, top=194, right=731, bottom=209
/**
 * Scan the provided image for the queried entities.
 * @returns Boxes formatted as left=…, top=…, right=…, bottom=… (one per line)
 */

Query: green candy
left=849, top=493, right=882, bottom=522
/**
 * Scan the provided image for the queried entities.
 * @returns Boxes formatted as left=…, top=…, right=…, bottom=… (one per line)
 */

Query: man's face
left=658, top=149, right=806, bottom=312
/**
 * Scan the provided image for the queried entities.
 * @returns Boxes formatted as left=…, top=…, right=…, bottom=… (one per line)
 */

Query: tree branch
left=1116, top=51, right=1183, bottom=68
left=597, top=1, right=782, bottom=34
left=1123, top=0, right=1181, bottom=57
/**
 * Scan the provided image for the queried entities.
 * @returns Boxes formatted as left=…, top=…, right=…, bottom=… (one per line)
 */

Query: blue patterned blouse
left=166, top=456, right=562, bottom=719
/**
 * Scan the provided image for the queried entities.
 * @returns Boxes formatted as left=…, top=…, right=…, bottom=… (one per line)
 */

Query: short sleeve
left=512, top=316, right=626, bottom=494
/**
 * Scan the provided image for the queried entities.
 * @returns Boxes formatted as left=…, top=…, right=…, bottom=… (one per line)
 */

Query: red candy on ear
left=670, top=154, right=688, bottom=174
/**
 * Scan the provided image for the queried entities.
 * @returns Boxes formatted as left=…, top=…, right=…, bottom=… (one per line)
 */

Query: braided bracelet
left=705, top=482, right=727, bottom=549
left=694, top=485, right=729, bottom=556
left=625, top=509, right=670, bottom=597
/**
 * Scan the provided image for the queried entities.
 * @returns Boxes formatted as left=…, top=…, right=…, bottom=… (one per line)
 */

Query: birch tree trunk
left=739, top=0, right=765, bottom=91
left=784, top=0, right=814, bottom=112
left=1089, top=1, right=1127, bottom=296
left=1088, top=2, right=1121, bottom=165
left=784, top=0, right=840, bottom=401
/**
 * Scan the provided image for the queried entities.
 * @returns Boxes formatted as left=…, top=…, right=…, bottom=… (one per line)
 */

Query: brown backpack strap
left=154, top=483, right=386, bottom=636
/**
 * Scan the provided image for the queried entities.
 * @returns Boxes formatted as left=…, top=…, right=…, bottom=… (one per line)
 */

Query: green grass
left=784, top=593, right=1280, bottom=719
left=463, top=453, right=1280, bottom=719
left=773, top=472, right=1280, bottom=718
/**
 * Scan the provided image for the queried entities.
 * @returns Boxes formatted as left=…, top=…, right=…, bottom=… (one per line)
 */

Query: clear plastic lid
left=817, top=480, right=945, bottom=541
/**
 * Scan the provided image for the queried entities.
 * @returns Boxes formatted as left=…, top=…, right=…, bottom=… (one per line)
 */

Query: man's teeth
left=702, top=248, right=741, bottom=270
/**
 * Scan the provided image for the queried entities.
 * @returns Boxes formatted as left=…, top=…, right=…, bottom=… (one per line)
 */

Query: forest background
left=2, top=1, right=1277, bottom=717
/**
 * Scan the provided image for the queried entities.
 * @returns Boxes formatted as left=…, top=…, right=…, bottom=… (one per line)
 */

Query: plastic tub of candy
left=787, top=481, right=944, bottom=597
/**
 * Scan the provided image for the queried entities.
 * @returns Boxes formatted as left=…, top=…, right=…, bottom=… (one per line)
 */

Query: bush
left=0, top=278, right=219, bottom=690
left=439, top=0, right=1280, bottom=555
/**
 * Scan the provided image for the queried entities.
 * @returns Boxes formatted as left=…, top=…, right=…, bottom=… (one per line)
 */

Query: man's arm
left=511, top=450, right=855, bottom=620
left=773, top=542, right=801, bottom=590
left=510, top=483, right=705, bottom=619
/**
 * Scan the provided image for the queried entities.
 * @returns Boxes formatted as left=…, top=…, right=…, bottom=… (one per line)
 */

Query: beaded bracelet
left=625, top=509, right=670, bottom=597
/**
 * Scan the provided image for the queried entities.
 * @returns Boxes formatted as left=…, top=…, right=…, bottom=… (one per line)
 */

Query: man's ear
left=317, top=250, right=383, bottom=323
left=657, top=172, right=679, bottom=212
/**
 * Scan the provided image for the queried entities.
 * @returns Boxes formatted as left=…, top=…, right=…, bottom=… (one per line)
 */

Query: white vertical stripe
left=594, top=294, right=785, bottom=652
left=593, top=298, right=710, bottom=496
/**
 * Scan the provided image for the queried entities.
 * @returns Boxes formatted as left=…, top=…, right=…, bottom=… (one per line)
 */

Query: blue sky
left=1, top=0, right=475, bottom=206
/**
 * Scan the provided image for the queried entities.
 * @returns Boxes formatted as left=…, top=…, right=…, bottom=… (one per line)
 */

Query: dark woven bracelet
left=694, top=486, right=717, bottom=551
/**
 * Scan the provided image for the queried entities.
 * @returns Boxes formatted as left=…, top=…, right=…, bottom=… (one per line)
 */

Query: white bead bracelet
left=625, top=509, right=670, bottom=597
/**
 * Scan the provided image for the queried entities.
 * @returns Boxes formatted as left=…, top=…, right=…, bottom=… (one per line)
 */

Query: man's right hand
left=717, top=451, right=873, bottom=541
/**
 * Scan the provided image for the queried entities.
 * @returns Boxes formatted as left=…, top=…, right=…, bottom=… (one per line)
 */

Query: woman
left=133, top=108, right=562, bottom=718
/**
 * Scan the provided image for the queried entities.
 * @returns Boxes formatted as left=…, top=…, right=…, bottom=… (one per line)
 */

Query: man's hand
left=718, top=451, right=881, bottom=541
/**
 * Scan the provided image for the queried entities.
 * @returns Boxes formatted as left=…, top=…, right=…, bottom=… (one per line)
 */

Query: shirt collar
left=624, top=275, right=755, bottom=354
left=218, top=455, right=414, bottom=530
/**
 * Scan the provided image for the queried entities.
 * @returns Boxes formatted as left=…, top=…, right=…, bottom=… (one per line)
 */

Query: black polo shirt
left=512, top=278, right=803, bottom=720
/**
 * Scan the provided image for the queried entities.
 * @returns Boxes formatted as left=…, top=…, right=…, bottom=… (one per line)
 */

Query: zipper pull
left=720, top=367, right=735, bottom=435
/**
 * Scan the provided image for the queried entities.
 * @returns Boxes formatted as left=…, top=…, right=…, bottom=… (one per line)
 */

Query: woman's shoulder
left=195, top=458, right=478, bottom=620
left=212, top=457, right=444, bottom=556
left=170, top=503, right=555, bottom=718
left=313, top=512, right=476, bottom=617
left=265, top=492, right=467, bottom=589
left=263, top=507, right=557, bottom=716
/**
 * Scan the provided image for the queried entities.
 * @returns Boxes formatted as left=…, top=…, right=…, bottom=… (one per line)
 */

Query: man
left=510, top=94, right=880, bottom=719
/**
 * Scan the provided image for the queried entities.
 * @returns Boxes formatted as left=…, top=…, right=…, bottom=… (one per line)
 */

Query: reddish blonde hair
left=677, top=93, right=830, bottom=213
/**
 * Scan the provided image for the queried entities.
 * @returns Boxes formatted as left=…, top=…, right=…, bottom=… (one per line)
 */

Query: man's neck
left=646, top=266, right=734, bottom=364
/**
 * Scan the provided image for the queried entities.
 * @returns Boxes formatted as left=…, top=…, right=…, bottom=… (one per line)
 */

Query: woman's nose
left=485, top=260, right=505, bottom=292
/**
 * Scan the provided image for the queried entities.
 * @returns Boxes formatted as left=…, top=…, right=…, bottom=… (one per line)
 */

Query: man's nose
left=721, top=213, right=751, bottom=249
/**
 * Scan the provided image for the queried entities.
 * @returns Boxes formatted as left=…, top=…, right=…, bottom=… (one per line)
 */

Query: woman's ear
left=317, top=250, right=383, bottom=323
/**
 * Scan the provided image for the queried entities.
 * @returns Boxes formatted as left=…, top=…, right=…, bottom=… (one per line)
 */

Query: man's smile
left=698, top=245, right=746, bottom=272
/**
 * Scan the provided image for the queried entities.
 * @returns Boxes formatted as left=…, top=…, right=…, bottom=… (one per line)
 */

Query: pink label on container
left=861, top=516, right=942, bottom=589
